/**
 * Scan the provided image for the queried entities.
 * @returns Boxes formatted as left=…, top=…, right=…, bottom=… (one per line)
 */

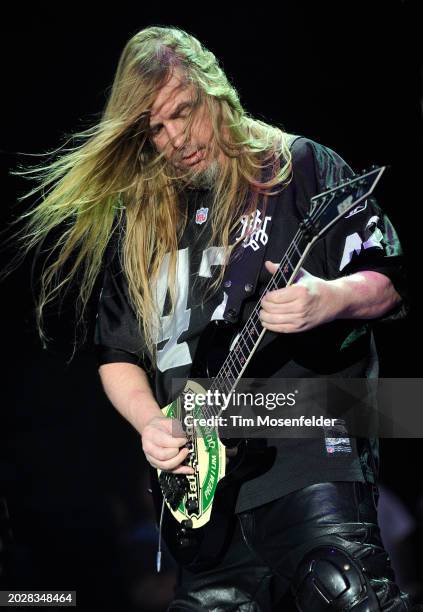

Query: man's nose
left=166, top=123, right=186, bottom=150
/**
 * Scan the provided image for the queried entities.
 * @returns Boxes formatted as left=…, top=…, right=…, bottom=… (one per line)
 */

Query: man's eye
left=150, top=126, right=162, bottom=136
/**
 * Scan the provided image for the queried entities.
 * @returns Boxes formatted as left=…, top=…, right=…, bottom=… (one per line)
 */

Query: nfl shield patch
left=195, top=207, right=209, bottom=225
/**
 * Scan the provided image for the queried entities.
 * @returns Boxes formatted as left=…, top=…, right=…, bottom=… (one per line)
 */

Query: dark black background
left=1, top=2, right=422, bottom=609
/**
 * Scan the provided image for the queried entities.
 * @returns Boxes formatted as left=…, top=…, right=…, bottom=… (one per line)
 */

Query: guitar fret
left=216, top=375, right=231, bottom=397
left=240, top=339, right=249, bottom=364
left=225, top=352, right=242, bottom=378
left=285, top=253, right=294, bottom=274
left=231, top=345, right=245, bottom=371
left=243, top=328, right=256, bottom=351
left=292, top=240, right=302, bottom=257
left=245, top=318, right=260, bottom=342
left=278, top=267, right=288, bottom=284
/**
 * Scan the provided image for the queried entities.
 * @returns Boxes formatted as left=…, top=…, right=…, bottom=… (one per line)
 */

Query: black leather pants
left=168, top=481, right=419, bottom=611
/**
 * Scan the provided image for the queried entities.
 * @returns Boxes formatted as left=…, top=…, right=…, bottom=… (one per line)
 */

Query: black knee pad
left=291, top=545, right=380, bottom=611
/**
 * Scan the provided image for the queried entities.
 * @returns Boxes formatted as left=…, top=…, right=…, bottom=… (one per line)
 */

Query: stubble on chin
left=168, top=155, right=221, bottom=190
left=187, top=158, right=220, bottom=189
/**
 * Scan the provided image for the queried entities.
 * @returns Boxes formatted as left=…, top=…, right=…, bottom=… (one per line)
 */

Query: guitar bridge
left=159, top=472, right=189, bottom=510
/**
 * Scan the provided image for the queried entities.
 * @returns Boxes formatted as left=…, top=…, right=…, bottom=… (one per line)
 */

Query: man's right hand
left=141, top=416, right=195, bottom=475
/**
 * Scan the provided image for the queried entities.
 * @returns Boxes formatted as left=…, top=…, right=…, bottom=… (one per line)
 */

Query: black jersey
left=94, top=136, right=407, bottom=511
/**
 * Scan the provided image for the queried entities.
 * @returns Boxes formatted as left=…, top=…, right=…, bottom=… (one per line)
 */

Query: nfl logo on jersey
left=195, top=207, right=209, bottom=225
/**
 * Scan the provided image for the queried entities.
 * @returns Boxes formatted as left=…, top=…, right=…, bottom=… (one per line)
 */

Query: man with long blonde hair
left=14, top=25, right=417, bottom=611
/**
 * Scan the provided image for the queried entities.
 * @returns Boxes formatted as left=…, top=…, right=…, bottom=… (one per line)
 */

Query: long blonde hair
left=6, top=26, right=292, bottom=361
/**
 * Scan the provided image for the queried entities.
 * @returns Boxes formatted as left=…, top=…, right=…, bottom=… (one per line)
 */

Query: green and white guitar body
left=159, top=380, right=227, bottom=529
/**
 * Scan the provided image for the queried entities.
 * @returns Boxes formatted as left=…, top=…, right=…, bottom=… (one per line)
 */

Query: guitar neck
left=208, top=165, right=386, bottom=408
left=210, top=229, right=312, bottom=404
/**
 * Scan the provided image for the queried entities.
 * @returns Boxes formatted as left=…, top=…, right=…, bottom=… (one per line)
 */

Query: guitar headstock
left=306, top=165, right=387, bottom=240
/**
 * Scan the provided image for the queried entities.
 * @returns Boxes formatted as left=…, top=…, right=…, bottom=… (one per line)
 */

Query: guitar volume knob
left=186, top=499, right=199, bottom=513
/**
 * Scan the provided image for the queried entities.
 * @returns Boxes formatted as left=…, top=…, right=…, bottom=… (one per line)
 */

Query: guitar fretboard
left=208, top=231, right=310, bottom=413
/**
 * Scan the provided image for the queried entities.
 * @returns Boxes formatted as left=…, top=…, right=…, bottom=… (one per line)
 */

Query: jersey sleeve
left=293, top=138, right=408, bottom=322
left=94, top=233, right=151, bottom=369
left=322, top=194, right=408, bottom=316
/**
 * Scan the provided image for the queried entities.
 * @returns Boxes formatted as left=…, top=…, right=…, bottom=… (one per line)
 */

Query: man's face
left=149, top=69, right=218, bottom=175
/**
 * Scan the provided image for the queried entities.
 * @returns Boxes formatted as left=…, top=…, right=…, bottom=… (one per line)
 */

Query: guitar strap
left=222, top=134, right=302, bottom=323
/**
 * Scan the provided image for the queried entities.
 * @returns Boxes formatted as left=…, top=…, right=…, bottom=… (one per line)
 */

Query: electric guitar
left=150, top=165, right=386, bottom=571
